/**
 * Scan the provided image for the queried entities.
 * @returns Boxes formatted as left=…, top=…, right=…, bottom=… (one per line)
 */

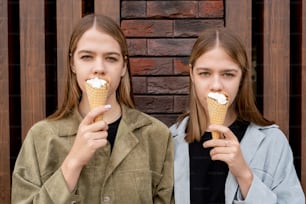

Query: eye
left=80, top=55, right=92, bottom=60
left=199, top=71, right=211, bottom=77
left=106, top=56, right=119, bottom=62
left=222, top=72, right=235, bottom=78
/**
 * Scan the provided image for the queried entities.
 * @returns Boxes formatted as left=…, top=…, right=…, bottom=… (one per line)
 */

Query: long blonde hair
left=179, top=27, right=273, bottom=142
left=48, top=14, right=135, bottom=120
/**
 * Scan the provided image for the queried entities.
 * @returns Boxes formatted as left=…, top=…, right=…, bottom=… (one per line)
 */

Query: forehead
left=76, top=28, right=121, bottom=52
left=195, top=47, right=239, bottom=68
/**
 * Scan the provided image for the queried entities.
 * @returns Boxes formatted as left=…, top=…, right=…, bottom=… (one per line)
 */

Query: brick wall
left=121, top=0, right=224, bottom=126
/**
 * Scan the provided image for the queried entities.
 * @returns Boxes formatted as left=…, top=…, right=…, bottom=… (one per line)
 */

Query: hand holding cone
left=206, top=92, right=229, bottom=139
left=85, top=77, right=110, bottom=121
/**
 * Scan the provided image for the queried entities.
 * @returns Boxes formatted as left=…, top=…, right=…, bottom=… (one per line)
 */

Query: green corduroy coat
left=12, top=104, right=174, bottom=204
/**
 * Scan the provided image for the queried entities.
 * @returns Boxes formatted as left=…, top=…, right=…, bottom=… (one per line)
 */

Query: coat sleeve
left=233, top=131, right=305, bottom=204
left=153, top=131, right=175, bottom=204
left=11, top=129, right=80, bottom=204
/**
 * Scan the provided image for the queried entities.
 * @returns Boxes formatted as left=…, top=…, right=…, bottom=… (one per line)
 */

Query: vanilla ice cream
left=86, top=77, right=108, bottom=88
left=207, top=92, right=228, bottom=104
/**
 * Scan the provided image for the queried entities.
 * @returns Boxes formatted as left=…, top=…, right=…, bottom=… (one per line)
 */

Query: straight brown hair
left=178, top=27, right=273, bottom=142
left=48, top=14, right=135, bottom=120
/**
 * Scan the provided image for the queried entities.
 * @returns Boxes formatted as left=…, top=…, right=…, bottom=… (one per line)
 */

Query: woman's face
left=72, top=28, right=126, bottom=104
left=190, top=47, right=242, bottom=114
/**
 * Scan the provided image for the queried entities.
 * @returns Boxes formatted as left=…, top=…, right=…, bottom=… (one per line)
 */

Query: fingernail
left=104, top=104, right=112, bottom=109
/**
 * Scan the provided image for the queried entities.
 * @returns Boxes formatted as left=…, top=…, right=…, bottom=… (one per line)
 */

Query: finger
left=88, top=131, right=108, bottom=140
left=210, top=152, right=231, bottom=161
left=87, top=138, right=108, bottom=150
left=210, top=146, right=233, bottom=155
left=89, top=120, right=109, bottom=132
left=78, top=118, right=108, bottom=137
left=81, top=104, right=112, bottom=125
left=208, top=124, right=238, bottom=142
left=203, top=138, right=237, bottom=150
left=209, top=145, right=237, bottom=160
left=203, top=138, right=228, bottom=148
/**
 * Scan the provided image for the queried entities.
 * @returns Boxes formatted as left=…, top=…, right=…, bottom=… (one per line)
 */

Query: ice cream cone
left=85, top=79, right=109, bottom=121
left=206, top=92, right=229, bottom=139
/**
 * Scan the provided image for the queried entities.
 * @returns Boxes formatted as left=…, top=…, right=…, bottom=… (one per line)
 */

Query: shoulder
left=169, top=116, right=189, bottom=138
left=140, top=111, right=169, bottom=131
left=27, top=119, right=57, bottom=138
left=26, top=111, right=79, bottom=140
left=244, top=123, right=292, bottom=159
left=248, top=123, right=288, bottom=144
left=170, top=116, right=189, bottom=137
left=122, top=105, right=170, bottom=135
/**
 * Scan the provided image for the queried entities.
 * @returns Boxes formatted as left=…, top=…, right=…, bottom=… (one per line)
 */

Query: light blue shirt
left=170, top=117, right=305, bottom=204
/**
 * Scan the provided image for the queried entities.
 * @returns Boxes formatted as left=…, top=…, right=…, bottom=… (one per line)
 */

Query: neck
left=103, top=102, right=122, bottom=124
left=224, top=108, right=237, bottom=126
left=79, top=96, right=122, bottom=124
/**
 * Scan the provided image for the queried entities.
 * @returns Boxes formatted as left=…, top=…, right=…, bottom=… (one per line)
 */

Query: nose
left=210, top=75, right=223, bottom=92
left=93, top=57, right=106, bottom=75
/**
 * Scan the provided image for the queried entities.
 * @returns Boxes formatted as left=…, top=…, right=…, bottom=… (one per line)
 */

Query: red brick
left=127, top=39, right=147, bottom=56
left=174, top=95, right=189, bottom=112
left=121, top=1, right=146, bottom=18
left=121, top=20, right=173, bottom=37
left=134, top=95, right=173, bottom=113
left=148, top=39, right=195, bottom=56
left=121, top=0, right=227, bottom=120
left=148, top=76, right=189, bottom=94
left=174, top=19, right=224, bottom=37
left=130, top=57, right=173, bottom=75
left=132, top=76, right=147, bottom=94
left=147, top=1, right=198, bottom=18
left=174, top=57, right=189, bottom=74
left=199, top=1, right=224, bottom=18
left=151, top=114, right=180, bottom=127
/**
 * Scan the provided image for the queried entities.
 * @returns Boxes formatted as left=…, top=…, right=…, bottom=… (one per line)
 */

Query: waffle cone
left=207, top=96, right=229, bottom=139
left=85, top=82, right=109, bottom=121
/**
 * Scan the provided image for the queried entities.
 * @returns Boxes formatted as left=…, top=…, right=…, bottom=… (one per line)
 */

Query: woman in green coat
left=11, top=14, right=174, bottom=204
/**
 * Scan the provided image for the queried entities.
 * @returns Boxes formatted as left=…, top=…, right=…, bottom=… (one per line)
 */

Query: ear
left=70, top=54, right=76, bottom=73
left=189, top=64, right=194, bottom=82
left=71, top=65, right=76, bottom=74
left=121, top=64, right=127, bottom=77
left=121, top=57, right=128, bottom=77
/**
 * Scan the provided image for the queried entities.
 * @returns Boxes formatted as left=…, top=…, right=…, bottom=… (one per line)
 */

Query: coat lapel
left=103, top=105, right=152, bottom=184
left=103, top=121, right=139, bottom=181
left=170, top=117, right=191, bottom=204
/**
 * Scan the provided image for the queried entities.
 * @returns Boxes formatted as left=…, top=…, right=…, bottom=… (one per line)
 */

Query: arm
left=12, top=106, right=110, bottom=203
left=235, top=137, right=305, bottom=204
left=11, top=129, right=77, bottom=204
left=233, top=128, right=305, bottom=204
left=60, top=105, right=110, bottom=191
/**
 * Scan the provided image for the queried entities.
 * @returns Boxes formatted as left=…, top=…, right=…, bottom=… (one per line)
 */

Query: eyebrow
left=77, top=50, right=121, bottom=56
left=194, top=67, right=240, bottom=74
